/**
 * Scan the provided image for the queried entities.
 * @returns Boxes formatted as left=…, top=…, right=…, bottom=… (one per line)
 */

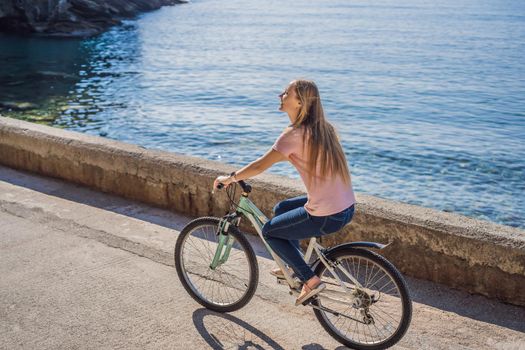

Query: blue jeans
left=262, top=195, right=354, bottom=282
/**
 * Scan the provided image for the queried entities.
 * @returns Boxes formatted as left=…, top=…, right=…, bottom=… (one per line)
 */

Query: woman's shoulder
left=278, top=127, right=305, bottom=143
left=273, top=125, right=308, bottom=154
left=274, top=125, right=303, bottom=143
left=282, top=125, right=306, bottom=135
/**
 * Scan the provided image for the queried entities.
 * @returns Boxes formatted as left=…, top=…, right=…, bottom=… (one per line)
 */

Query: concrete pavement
left=1, top=165, right=524, bottom=349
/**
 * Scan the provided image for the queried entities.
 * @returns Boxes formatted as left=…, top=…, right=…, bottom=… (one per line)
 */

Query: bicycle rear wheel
left=313, top=247, right=412, bottom=350
left=174, top=217, right=259, bottom=312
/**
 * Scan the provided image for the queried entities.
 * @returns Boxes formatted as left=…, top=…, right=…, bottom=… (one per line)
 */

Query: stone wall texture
left=1, top=116, right=524, bottom=306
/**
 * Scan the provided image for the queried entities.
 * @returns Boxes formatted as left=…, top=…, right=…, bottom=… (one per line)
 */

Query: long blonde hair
left=291, top=79, right=351, bottom=185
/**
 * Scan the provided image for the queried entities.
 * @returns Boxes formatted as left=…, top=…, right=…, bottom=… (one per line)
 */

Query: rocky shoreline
left=0, top=0, right=186, bottom=37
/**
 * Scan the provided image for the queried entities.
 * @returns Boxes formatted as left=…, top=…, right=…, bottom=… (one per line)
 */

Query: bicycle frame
left=213, top=193, right=365, bottom=294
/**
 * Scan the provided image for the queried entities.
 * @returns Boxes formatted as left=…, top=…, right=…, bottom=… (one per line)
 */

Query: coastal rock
left=0, top=101, right=38, bottom=111
left=0, top=0, right=186, bottom=37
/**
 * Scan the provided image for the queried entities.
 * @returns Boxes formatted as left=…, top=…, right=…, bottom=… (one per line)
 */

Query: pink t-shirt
left=272, top=126, right=356, bottom=216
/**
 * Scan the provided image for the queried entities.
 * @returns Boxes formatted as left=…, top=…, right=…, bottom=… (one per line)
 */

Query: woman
left=213, top=79, right=356, bottom=306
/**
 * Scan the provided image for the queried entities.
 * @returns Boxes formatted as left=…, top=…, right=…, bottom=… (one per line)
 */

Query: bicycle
left=174, top=180, right=412, bottom=349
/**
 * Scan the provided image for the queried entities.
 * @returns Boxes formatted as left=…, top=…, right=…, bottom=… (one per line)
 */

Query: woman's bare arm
left=233, top=148, right=287, bottom=181
left=213, top=148, right=287, bottom=189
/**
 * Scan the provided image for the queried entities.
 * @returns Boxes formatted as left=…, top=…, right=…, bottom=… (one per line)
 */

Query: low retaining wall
left=1, top=116, right=524, bottom=306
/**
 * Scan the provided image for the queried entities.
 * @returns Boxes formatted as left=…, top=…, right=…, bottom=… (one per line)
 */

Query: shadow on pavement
left=301, top=344, right=348, bottom=350
left=0, top=165, right=189, bottom=231
left=1, top=166, right=524, bottom=335
left=192, top=308, right=286, bottom=350
left=192, top=308, right=351, bottom=350
left=405, top=275, right=525, bottom=334
left=193, top=308, right=348, bottom=350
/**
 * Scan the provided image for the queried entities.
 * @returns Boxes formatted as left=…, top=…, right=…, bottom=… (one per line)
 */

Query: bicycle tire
left=174, top=217, right=259, bottom=312
left=312, top=247, right=412, bottom=350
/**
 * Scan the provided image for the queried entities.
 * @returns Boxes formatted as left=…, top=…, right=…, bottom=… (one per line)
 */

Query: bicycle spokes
left=312, top=249, right=411, bottom=348
left=175, top=218, right=259, bottom=312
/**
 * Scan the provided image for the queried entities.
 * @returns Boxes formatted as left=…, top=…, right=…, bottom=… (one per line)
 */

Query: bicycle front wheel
left=313, top=247, right=412, bottom=350
left=174, top=217, right=259, bottom=312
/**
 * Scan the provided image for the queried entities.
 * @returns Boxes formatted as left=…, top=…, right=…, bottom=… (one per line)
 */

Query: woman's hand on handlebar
left=213, top=175, right=234, bottom=192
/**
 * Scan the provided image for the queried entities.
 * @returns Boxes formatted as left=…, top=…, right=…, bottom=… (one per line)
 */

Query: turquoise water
left=1, top=0, right=524, bottom=228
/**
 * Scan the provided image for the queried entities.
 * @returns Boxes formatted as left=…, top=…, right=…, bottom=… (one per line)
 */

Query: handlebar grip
left=215, top=177, right=252, bottom=194
left=239, top=181, right=252, bottom=193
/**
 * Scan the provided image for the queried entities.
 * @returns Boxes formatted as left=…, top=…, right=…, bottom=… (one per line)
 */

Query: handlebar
left=217, top=179, right=252, bottom=194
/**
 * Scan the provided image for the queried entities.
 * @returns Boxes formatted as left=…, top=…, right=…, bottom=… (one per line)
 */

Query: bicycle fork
left=209, top=217, right=236, bottom=270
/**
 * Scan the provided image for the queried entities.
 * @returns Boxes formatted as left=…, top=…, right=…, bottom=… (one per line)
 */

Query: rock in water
left=0, top=101, right=38, bottom=111
left=0, top=0, right=186, bottom=37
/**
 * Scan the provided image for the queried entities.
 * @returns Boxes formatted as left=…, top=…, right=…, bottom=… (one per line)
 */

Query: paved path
left=0, top=165, right=524, bottom=349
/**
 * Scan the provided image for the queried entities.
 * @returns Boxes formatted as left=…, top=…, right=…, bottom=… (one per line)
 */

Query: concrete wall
left=1, top=116, right=524, bottom=306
